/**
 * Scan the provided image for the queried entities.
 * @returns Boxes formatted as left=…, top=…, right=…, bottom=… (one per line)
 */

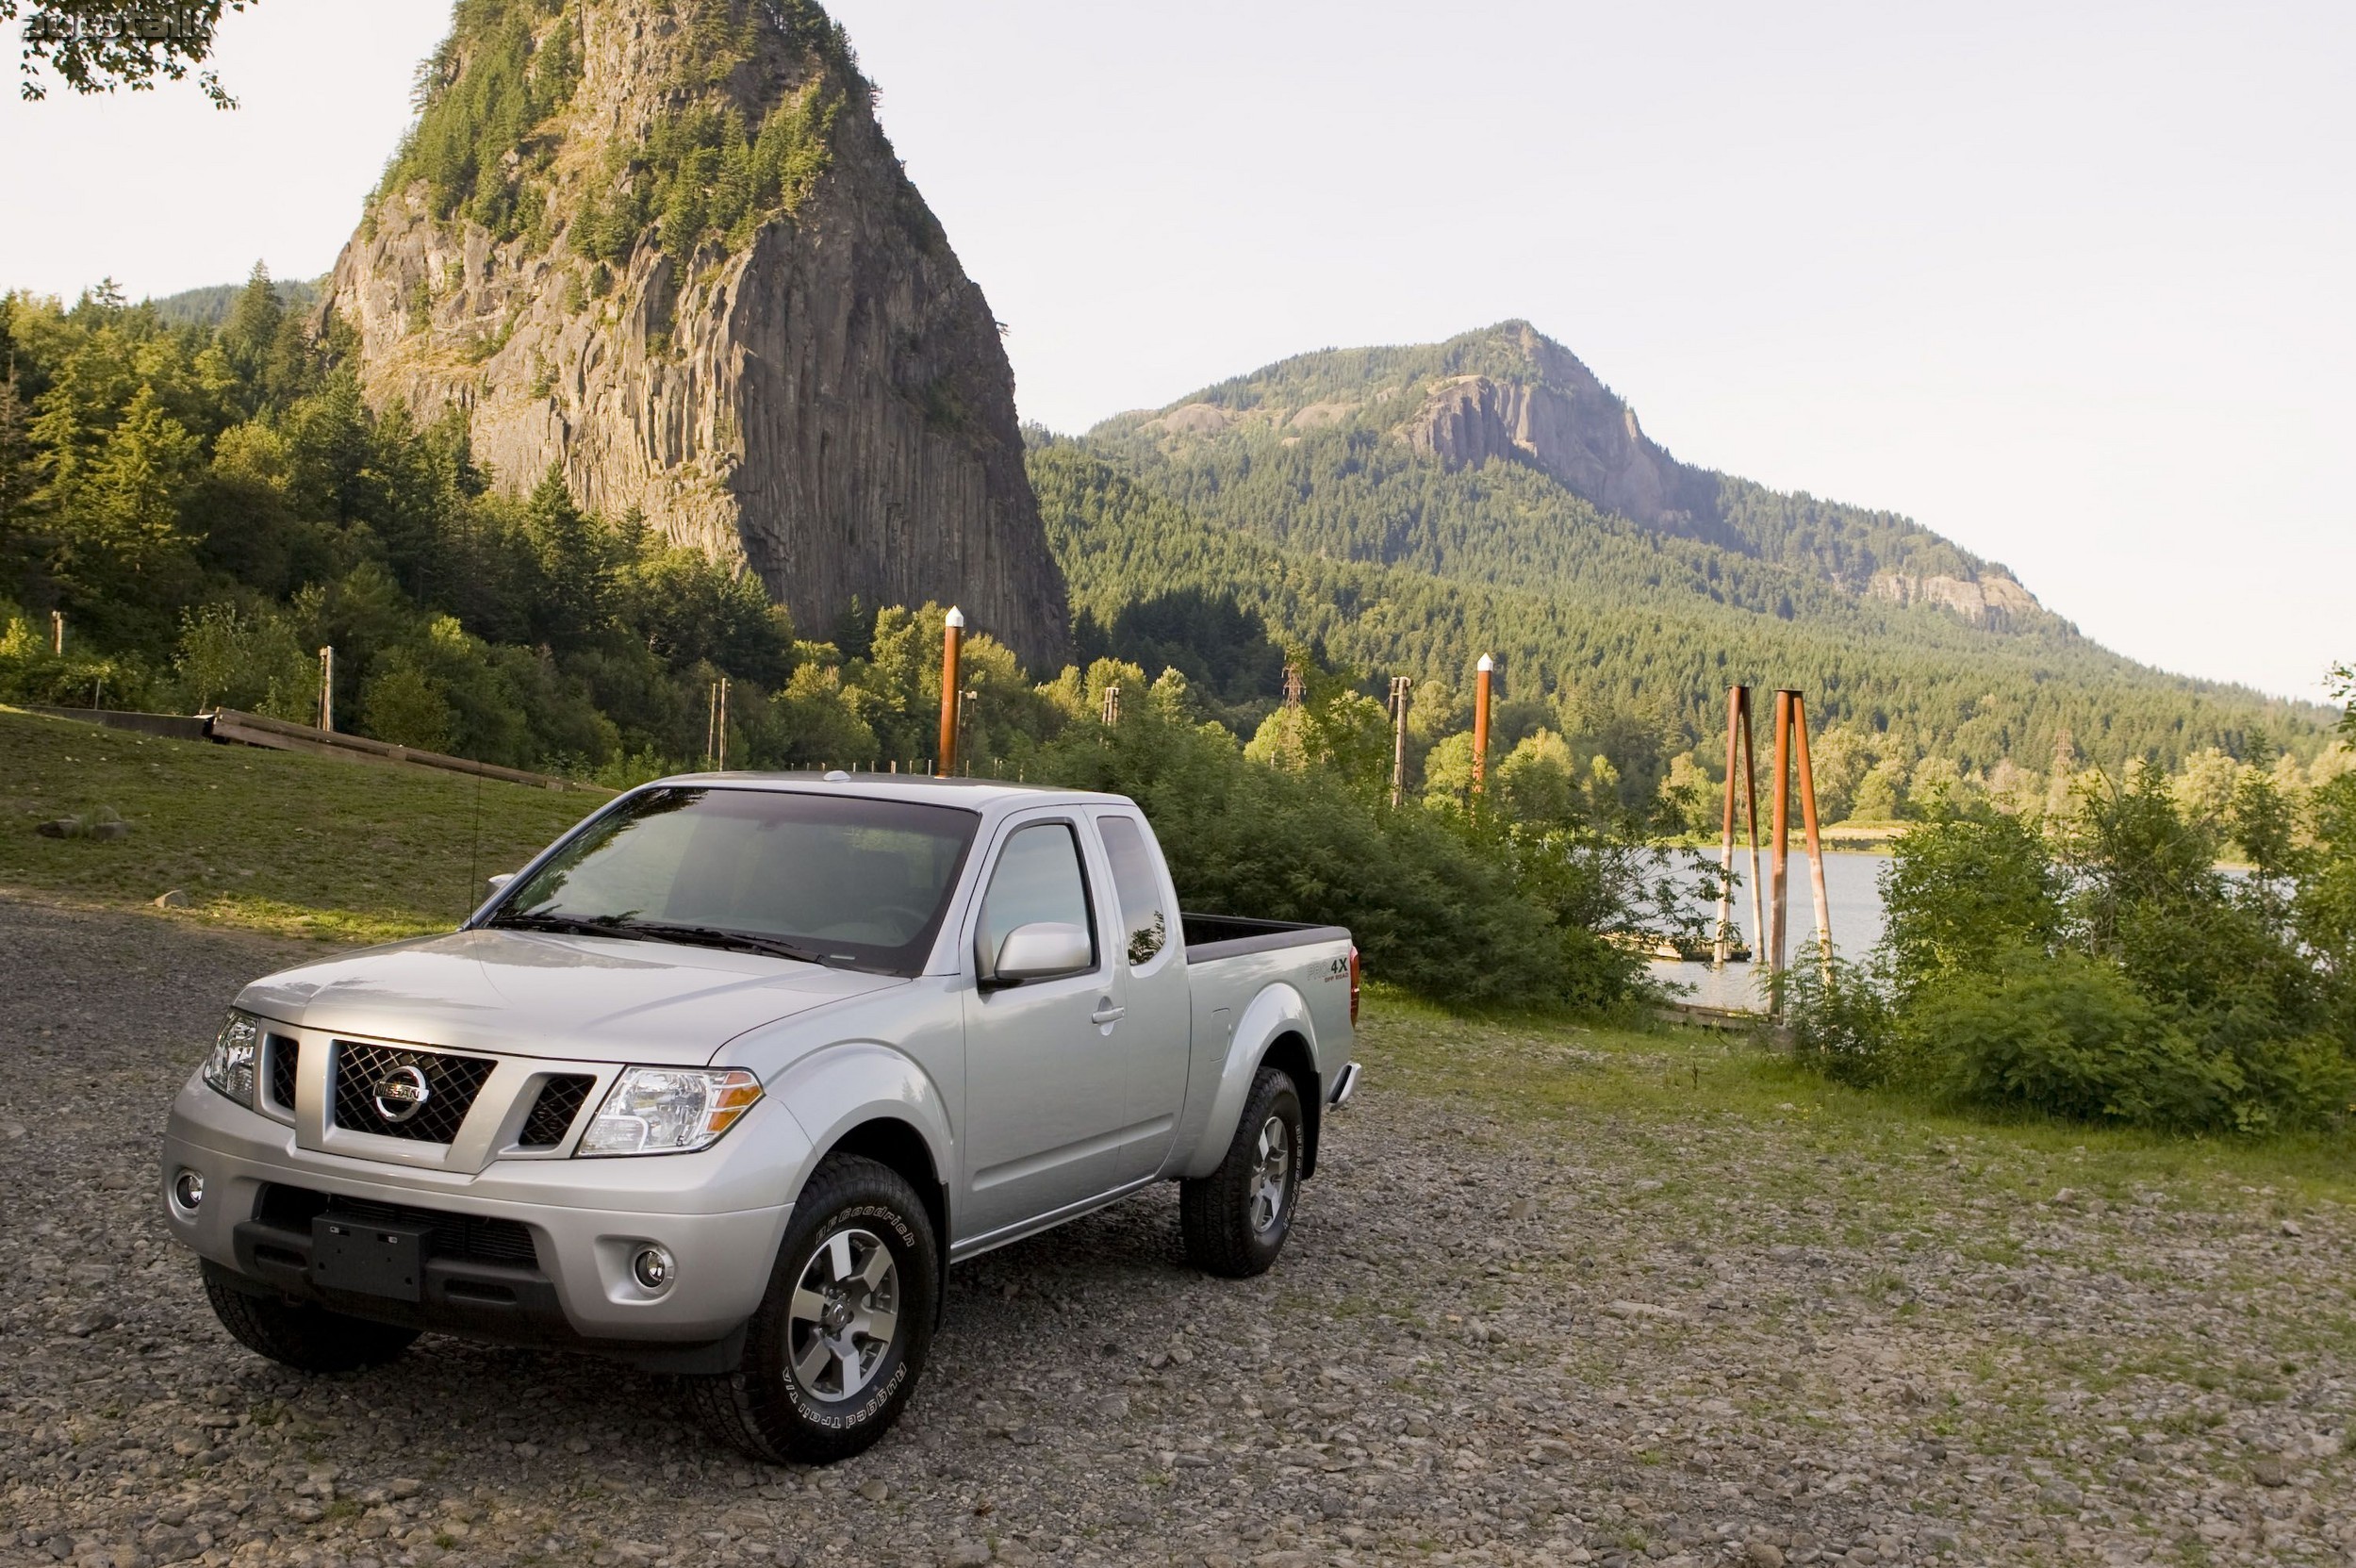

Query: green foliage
left=1030, top=437, right=2326, bottom=805
left=1028, top=704, right=1645, bottom=1009
left=571, top=81, right=840, bottom=266
left=377, top=0, right=582, bottom=242
left=1879, top=809, right=2063, bottom=996
left=8, top=0, right=252, bottom=107
left=1909, top=954, right=2242, bottom=1131
left=1781, top=762, right=2356, bottom=1134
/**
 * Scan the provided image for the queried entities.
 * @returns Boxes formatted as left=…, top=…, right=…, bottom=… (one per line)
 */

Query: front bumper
left=163, top=1076, right=801, bottom=1364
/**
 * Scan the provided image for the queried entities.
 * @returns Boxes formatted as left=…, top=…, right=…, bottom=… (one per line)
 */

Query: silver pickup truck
left=160, top=774, right=1358, bottom=1461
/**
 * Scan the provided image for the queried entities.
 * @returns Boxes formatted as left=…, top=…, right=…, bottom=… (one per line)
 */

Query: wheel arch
left=1259, top=1028, right=1323, bottom=1180
left=1179, top=982, right=1323, bottom=1180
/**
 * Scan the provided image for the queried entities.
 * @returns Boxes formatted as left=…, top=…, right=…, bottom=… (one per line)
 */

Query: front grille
left=330, top=1041, right=495, bottom=1144
left=266, top=1034, right=300, bottom=1111
left=519, top=1075, right=595, bottom=1148
left=256, top=1183, right=539, bottom=1269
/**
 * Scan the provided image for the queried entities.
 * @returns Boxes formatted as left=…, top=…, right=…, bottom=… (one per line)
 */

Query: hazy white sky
left=4, top=1, right=2348, bottom=703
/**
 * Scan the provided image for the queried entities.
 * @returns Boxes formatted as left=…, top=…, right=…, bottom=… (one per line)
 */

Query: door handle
left=1092, top=1000, right=1126, bottom=1025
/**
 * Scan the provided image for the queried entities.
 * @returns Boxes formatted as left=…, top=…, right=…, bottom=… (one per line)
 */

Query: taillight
left=1347, top=946, right=1360, bottom=1025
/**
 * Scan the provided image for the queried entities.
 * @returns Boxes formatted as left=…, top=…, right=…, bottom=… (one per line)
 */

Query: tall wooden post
left=1388, top=675, right=1413, bottom=808
left=1715, top=685, right=1742, bottom=966
left=318, top=647, right=335, bottom=733
left=51, top=610, right=64, bottom=655
left=716, top=677, right=730, bottom=770
left=936, top=607, right=964, bottom=777
left=1471, top=653, right=1494, bottom=804
left=1792, top=693, right=1833, bottom=972
left=1739, top=687, right=1765, bottom=963
left=1769, top=689, right=1795, bottom=985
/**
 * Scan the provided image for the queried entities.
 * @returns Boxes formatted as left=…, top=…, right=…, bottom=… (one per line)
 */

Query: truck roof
left=651, top=771, right=1131, bottom=810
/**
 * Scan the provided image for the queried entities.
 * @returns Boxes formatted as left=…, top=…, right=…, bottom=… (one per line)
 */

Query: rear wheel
left=201, top=1260, right=420, bottom=1372
left=1180, top=1065, right=1303, bottom=1278
left=685, top=1154, right=939, bottom=1465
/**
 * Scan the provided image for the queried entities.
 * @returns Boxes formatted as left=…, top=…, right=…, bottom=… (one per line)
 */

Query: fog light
left=631, top=1245, right=674, bottom=1293
left=173, top=1168, right=205, bottom=1212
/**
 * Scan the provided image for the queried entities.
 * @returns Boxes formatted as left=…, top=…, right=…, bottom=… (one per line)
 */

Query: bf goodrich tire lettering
left=686, top=1155, right=939, bottom=1464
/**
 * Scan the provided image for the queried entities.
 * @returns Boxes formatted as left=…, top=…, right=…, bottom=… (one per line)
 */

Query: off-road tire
left=201, top=1260, right=421, bottom=1372
left=1180, top=1065, right=1303, bottom=1278
left=686, top=1154, right=939, bottom=1465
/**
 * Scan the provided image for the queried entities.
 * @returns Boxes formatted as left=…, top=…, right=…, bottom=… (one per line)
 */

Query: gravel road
left=3, top=895, right=2350, bottom=1568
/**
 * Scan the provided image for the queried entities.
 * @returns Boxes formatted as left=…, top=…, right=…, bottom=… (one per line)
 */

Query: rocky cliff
left=325, top=0, right=1069, bottom=668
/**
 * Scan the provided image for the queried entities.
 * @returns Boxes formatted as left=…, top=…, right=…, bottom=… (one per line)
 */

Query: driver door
left=957, top=815, right=1129, bottom=1241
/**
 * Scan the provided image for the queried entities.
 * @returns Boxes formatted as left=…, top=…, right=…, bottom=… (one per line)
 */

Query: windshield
left=491, top=787, right=980, bottom=975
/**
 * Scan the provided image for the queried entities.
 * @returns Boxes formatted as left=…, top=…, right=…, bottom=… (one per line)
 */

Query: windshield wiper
left=606, top=921, right=846, bottom=966
left=488, top=911, right=650, bottom=939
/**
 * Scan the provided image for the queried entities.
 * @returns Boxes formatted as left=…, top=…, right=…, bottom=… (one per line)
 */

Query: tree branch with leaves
left=7, top=1, right=253, bottom=106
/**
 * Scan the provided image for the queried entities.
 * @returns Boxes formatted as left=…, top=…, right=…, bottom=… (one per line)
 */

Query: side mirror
left=985, top=922, right=1093, bottom=986
left=486, top=872, right=516, bottom=893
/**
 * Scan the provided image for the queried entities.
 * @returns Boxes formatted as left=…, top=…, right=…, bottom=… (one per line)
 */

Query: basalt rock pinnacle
left=325, top=0, right=1069, bottom=668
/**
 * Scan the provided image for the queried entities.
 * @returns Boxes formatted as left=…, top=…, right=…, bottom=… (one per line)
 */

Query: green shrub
left=1031, top=708, right=1645, bottom=1010
left=1880, top=807, right=2061, bottom=993
left=1777, top=954, right=1903, bottom=1087
left=1911, top=953, right=2244, bottom=1130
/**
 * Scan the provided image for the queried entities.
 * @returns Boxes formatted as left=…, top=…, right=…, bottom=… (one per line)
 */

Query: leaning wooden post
left=1471, top=653, right=1494, bottom=806
left=1715, top=685, right=1742, bottom=966
left=1769, top=689, right=1795, bottom=990
left=1389, top=675, right=1414, bottom=809
left=1792, top=693, right=1833, bottom=974
left=1739, top=686, right=1765, bottom=966
left=936, top=606, right=964, bottom=778
left=318, top=646, right=336, bottom=733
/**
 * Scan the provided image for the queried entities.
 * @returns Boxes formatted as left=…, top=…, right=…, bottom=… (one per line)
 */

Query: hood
left=236, top=929, right=905, bottom=1065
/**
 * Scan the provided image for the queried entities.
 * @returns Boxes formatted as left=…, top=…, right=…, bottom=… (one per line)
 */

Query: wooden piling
left=1793, top=692, right=1833, bottom=973
left=1472, top=653, right=1494, bottom=804
left=936, top=607, right=964, bottom=777
left=1715, top=685, right=1741, bottom=966
left=1389, top=675, right=1414, bottom=808
left=1740, top=686, right=1765, bottom=967
left=1770, top=688, right=1795, bottom=985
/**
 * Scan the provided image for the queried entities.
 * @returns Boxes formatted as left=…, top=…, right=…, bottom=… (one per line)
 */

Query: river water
left=1647, top=849, right=1888, bottom=1011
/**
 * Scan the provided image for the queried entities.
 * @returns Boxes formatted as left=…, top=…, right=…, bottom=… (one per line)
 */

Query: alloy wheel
left=785, top=1227, right=900, bottom=1400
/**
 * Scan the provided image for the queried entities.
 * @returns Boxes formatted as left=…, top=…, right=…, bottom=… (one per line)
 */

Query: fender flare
left=1178, top=982, right=1317, bottom=1180
left=769, top=1041, right=958, bottom=1249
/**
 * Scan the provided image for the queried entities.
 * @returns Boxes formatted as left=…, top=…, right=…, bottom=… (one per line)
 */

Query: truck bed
left=1181, top=913, right=1352, bottom=963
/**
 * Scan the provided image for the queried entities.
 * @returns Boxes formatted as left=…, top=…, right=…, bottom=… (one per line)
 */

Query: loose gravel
left=2, top=895, right=2350, bottom=1568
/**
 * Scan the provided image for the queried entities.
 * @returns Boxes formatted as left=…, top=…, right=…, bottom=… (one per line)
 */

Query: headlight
left=576, top=1067, right=763, bottom=1157
left=202, top=1013, right=261, bottom=1107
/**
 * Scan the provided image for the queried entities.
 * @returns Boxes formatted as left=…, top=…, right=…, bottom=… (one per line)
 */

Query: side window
left=979, top=824, right=1097, bottom=972
left=1096, top=816, right=1168, bottom=968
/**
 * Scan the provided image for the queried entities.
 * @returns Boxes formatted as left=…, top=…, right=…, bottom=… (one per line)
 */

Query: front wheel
left=685, top=1154, right=939, bottom=1465
left=1180, top=1065, right=1303, bottom=1278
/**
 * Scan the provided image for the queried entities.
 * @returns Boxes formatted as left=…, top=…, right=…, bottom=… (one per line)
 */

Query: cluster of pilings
left=1715, top=685, right=1834, bottom=999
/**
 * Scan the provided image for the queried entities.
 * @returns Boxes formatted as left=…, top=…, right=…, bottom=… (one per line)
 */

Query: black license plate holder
left=310, top=1216, right=429, bottom=1301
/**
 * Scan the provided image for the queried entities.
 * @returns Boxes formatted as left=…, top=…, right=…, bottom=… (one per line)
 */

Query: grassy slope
left=0, top=707, right=601, bottom=942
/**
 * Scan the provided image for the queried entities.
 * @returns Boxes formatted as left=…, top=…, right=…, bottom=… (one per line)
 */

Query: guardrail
left=202, top=709, right=611, bottom=793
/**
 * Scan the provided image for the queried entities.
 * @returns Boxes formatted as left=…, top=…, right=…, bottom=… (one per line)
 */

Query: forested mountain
left=1054, top=323, right=2331, bottom=785
left=1033, top=440, right=2315, bottom=778
left=1086, top=322, right=2043, bottom=631
left=149, top=275, right=323, bottom=330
